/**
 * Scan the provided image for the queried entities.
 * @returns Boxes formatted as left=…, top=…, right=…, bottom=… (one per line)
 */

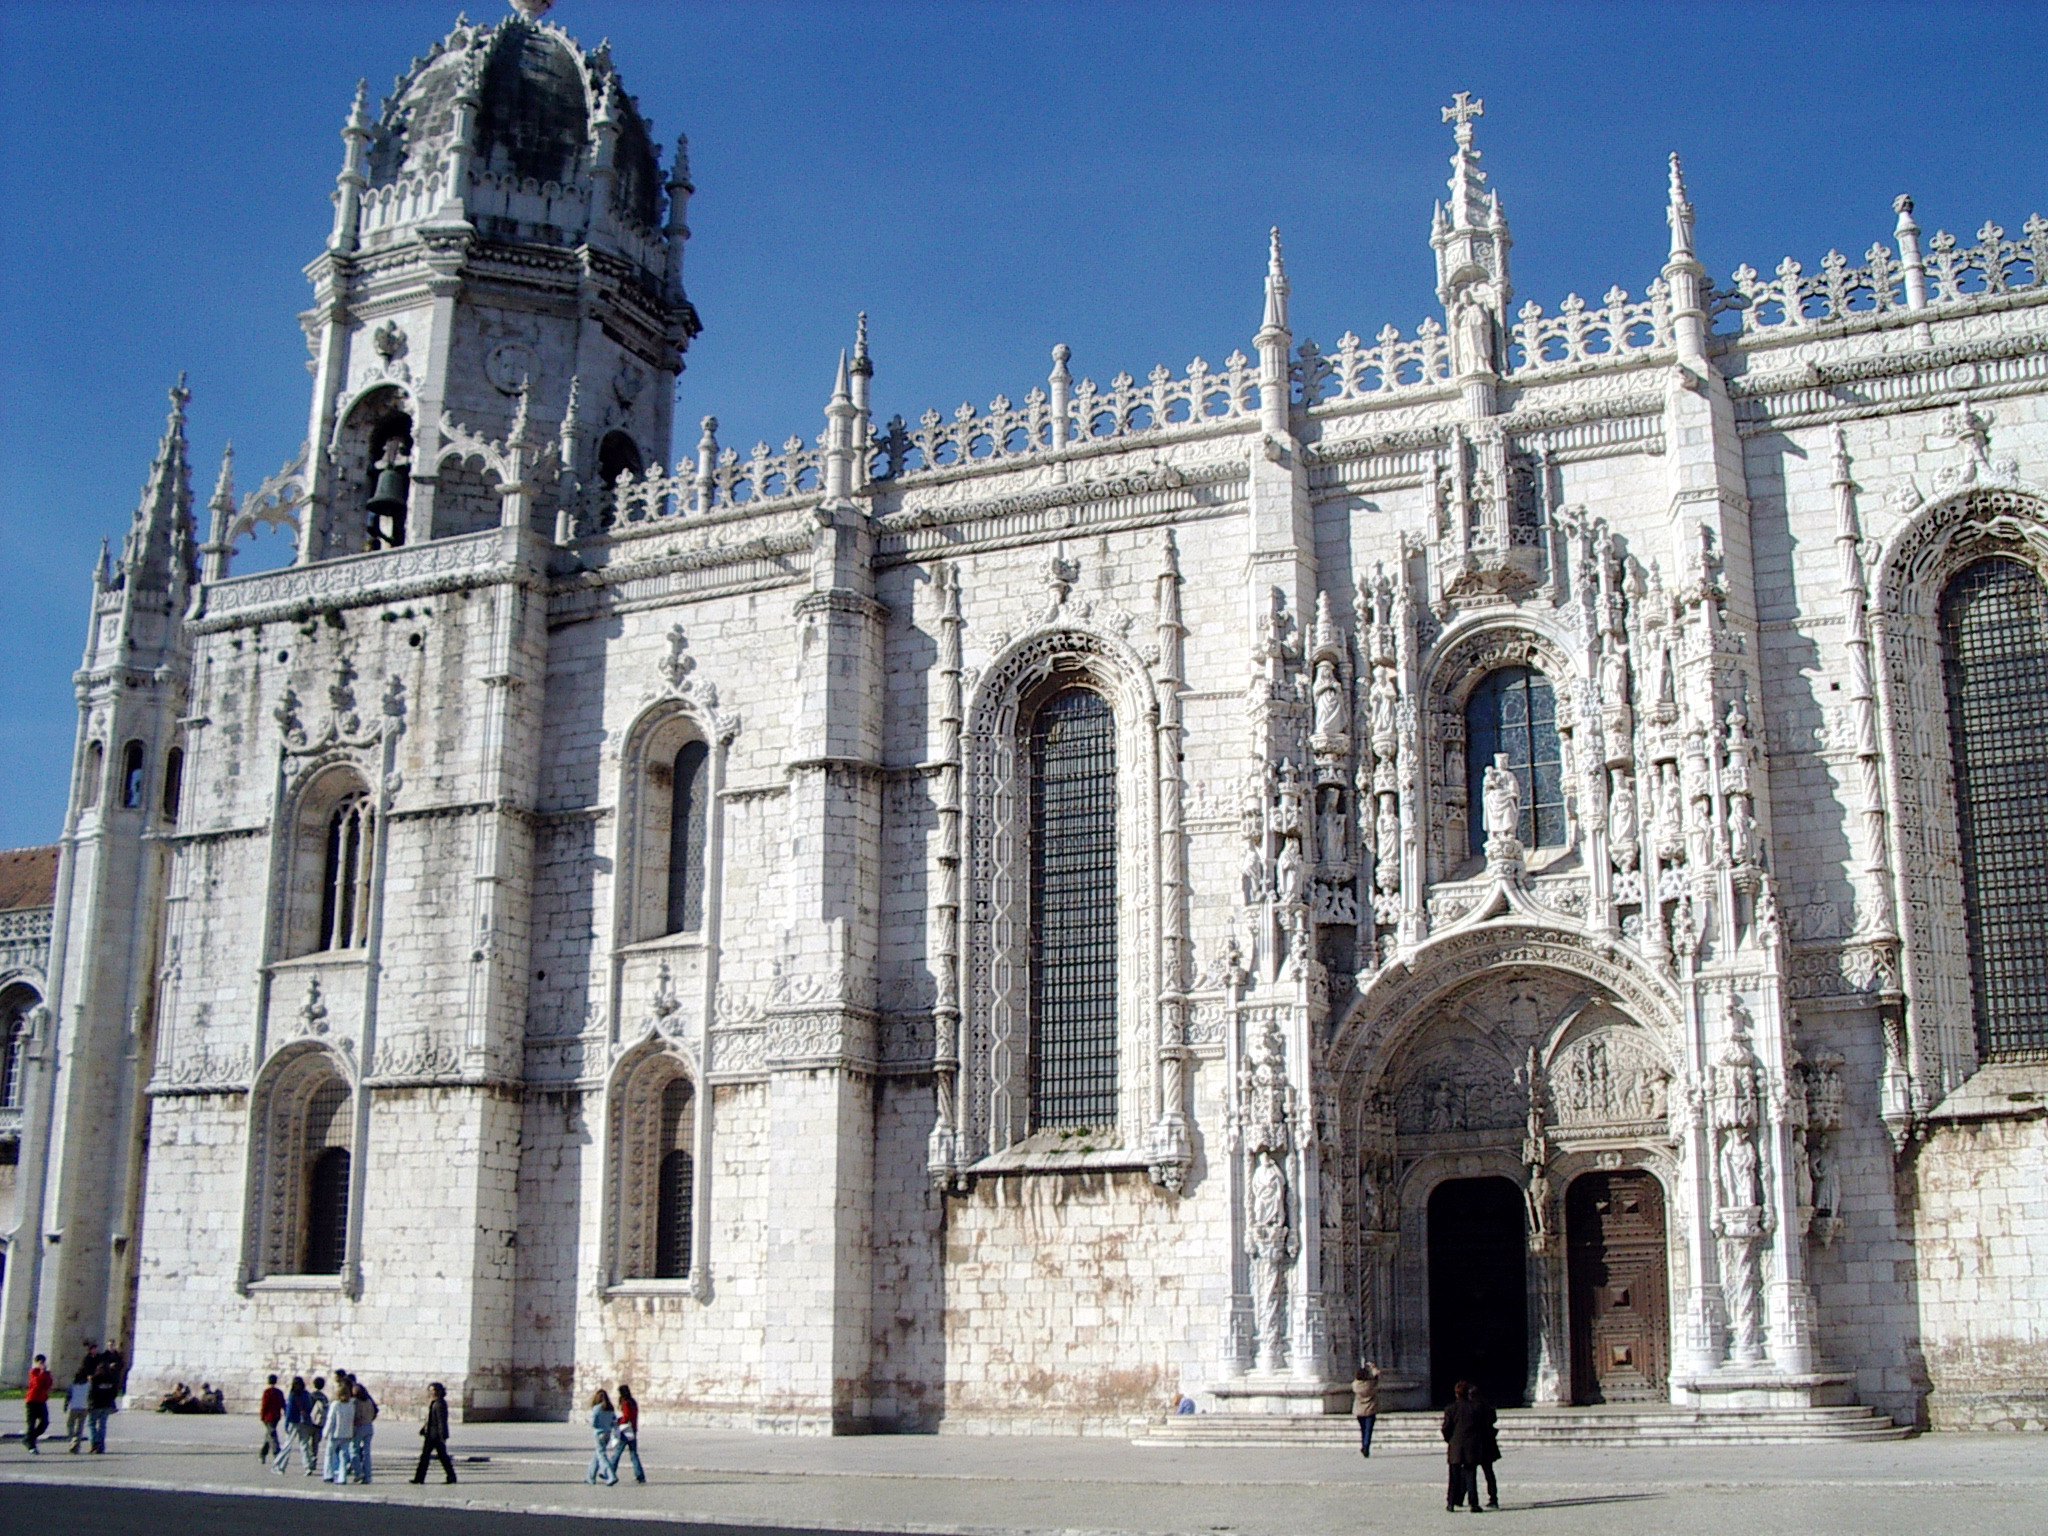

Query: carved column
left=1147, top=533, right=1193, bottom=1190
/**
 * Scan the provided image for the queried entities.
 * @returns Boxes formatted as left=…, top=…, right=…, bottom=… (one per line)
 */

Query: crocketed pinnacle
left=122, top=374, right=198, bottom=594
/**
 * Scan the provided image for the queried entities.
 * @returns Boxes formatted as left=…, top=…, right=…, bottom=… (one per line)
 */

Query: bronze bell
left=366, top=450, right=410, bottom=520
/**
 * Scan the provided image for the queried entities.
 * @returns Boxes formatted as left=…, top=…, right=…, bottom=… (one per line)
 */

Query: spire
left=1440, top=91, right=1491, bottom=233
left=202, top=443, right=235, bottom=583
left=832, top=349, right=852, bottom=406
left=122, top=375, right=197, bottom=594
left=1665, top=153, right=1697, bottom=265
left=1259, top=227, right=1290, bottom=339
left=850, top=311, right=872, bottom=377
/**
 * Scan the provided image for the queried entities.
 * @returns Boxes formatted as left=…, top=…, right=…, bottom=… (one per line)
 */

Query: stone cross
left=1442, top=92, right=1484, bottom=142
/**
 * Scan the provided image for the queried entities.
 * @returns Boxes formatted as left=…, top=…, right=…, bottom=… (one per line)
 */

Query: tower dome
left=355, top=8, right=671, bottom=269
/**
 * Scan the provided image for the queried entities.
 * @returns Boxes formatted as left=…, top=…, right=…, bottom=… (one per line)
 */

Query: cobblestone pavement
left=2, top=1415, right=2045, bottom=1536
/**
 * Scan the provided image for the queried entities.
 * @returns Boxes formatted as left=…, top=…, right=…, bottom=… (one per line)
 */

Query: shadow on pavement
left=0, top=1484, right=916, bottom=1536
left=1516, top=1492, right=1665, bottom=1511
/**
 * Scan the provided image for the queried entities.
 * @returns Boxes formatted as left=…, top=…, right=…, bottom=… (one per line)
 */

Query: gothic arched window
left=654, top=1077, right=695, bottom=1279
left=1465, top=666, right=1564, bottom=857
left=120, top=741, right=146, bottom=809
left=304, top=1147, right=351, bottom=1275
left=1940, top=556, right=2048, bottom=1058
left=250, top=1050, right=353, bottom=1279
left=162, top=746, right=185, bottom=822
left=1, top=995, right=32, bottom=1109
left=666, top=740, right=709, bottom=935
left=319, top=794, right=374, bottom=951
left=1027, top=687, right=1118, bottom=1129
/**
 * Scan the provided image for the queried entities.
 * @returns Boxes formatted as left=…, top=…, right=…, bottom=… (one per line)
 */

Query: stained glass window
left=1465, top=666, right=1565, bottom=857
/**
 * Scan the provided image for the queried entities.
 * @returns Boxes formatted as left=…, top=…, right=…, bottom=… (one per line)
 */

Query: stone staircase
left=1133, top=1403, right=1908, bottom=1447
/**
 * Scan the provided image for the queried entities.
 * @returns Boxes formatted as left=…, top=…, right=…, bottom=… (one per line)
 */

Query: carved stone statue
left=1482, top=753, right=1521, bottom=844
left=1369, top=668, right=1399, bottom=756
left=1375, top=799, right=1402, bottom=894
left=1317, top=786, right=1347, bottom=867
left=1716, top=1123, right=1761, bottom=1211
left=1312, top=656, right=1349, bottom=742
left=1275, top=836, right=1305, bottom=904
left=1727, top=796, right=1757, bottom=867
left=1608, top=772, right=1638, bottom=871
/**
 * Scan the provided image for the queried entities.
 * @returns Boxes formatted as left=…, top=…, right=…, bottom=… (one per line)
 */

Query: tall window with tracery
left=1027, top=688, right=1118, bottom=1129
left=1, top=997, right=31, bottom=1109
left=1940, top=556, right=2048, bottom=1058
left=654, top=1077, right=695, bottom=1279
left=301, top=1079, right=352, bottom=1275
left=666, top=740, right=709, bottom=935
left=319, top=794, right=374, bottom=951
left=1465, top=666, right=1565, bottom=857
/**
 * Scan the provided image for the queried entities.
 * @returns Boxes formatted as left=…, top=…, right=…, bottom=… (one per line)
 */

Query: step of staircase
left=1133, top=1404, right=1908, bottom=1447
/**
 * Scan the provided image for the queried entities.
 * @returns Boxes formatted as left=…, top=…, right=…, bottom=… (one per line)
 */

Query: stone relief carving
left=1229, top=1012, right=1297, bottom=1373
left=1547, top=1028, right=1671, bottom=1128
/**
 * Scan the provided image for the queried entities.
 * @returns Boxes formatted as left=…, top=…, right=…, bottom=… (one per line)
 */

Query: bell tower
left=297, top=2, right=700, bottom=561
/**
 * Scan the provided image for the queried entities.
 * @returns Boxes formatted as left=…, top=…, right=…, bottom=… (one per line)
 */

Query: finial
left=1893, top=192, right=1919, bottom=233
left=1268, top=226, right=1285, bottom=275
left=1666, top=152, right=1696, bottom=262
left=1442, top=90, right=1484, bottom=145
left=1160, top=527, right=1180, bottom=578
left=671, top=133, right=693, bottom=187
left=169, top=371, right=190, bottom=419
left=210, top=443, right=236, bottom=507
left=1829, top=424, right=1851, bottom=484
left=855, top=311, right=869, bottom=360
left=508, top=0, right=554, bottom=19
left=832, top=349, right=851, bottom=403
left=1260, top=227, right=1290, bottom=337
left=346, top=79, right=372, bottom=132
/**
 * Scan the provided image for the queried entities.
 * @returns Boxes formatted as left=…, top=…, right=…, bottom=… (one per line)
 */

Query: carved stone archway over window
left=603, top=1038, right=708, bottom=1297
left=955, top=623, right=1161, bottom=1163
left=244, top=1042, right=355, bottom=1281
left=1872, top=482, right=2048, bottom=1099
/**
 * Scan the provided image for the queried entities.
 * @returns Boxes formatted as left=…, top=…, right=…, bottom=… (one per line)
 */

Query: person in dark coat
left=1469, top=1386, right=1501, bottom=1508
left=1440, top=1380, right=1486, bottom=1513
left=411, top=1382, right=457, bottom=1484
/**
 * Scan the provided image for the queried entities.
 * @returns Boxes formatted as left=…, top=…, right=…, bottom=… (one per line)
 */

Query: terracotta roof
left=0, top=846, right=59, bottom=911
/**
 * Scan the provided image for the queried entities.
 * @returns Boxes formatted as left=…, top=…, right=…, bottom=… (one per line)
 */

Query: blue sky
left=1, top=0, right=2043, bottom=848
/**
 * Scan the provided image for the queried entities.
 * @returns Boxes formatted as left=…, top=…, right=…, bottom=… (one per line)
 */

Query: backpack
left=358, top=1393, right=378, bottom=1424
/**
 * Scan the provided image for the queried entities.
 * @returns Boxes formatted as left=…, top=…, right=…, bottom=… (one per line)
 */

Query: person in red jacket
left=22, top=1354, right=54, bottom=1454
left=257, top=1374, right=286, bottom=1464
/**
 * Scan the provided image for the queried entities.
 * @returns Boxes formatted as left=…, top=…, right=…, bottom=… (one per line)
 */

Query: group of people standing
left=19, top=1341, right=121, bottom=1455
left=253, top=1369, right=455, bottom=1486
left=584, top=1386, right=646, bottom=1485
left=1349, top=1363, right=1505, bottom=1512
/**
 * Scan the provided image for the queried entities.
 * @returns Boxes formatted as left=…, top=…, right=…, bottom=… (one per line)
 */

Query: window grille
left=1465, top=666, right=1565, bottom=857
left=304, top=1147, right=351, bottom=1275
left=1028, top=689, right=1117, bottom=1129
left=319, top=794, right=374, bottom=950
left=1940, top=557, right=2048, bottom=1058
left=655, top=1077, right=694, bottom=1278
left=666, top=740, right=709, bottom=934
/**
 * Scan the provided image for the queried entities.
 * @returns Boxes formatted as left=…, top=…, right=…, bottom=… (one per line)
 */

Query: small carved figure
left=1375, top=799, right=1402, bottom=894
left=1318, top=786, right=1347, bottom=867
left=1717, top=1124, right=1761, bottom=1212
left=1483, top=753, right=1521, bottom=843
left=1312, top=656, right=1349, bottom=742
left=1370, top=668, right=1399, bottom=755
left=1275, top=836, right=1305, bottom=904
left=1608, top=773, right=1638, bottom=871
left=1727, top=796, right=1757, bottom=866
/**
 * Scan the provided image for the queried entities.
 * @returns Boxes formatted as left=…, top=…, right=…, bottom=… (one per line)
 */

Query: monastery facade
left=3, top=1, right=2045, bottom=1433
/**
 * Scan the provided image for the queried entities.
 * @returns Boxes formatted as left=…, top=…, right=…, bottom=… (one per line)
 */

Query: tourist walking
left=411, top=1382, right=458, bottom=1485
left=1441, top=1380, right=1486, bottom=1513
left=63, top=1369, right=89, bottom=1451
left=323, top=1382, right=356, bottom=1483
left=275, top=1376, right=316, bottom=1474
left=584, top=1389, right=619, bottom=1485
left=258, top=1374, right=285, bottom=1463
left=1352, top=1360, right=1382, bottom=1458
left=302, top=1376, right=329, bottom=1477
left=1470, top=1386, right=1502, bottom=1508
left=352, top=1377, right=378, bottom=1483
left=22, top=1354, right=53, bottom=1454
left=606, top=1383, right=645, bottom=1484
left=85, top=1361, right=119, bottom=1454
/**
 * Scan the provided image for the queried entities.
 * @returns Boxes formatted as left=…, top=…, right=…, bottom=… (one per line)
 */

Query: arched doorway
left=1566, top=1171, right=1670, bottom=1403
left=1428, top=1176, right=1527, bottom=1408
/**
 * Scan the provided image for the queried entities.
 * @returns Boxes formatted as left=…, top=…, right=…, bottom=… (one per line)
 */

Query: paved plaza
left=2, top=1415, right=2044, bottom=1536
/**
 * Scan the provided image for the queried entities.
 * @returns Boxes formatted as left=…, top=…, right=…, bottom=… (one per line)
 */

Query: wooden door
left=1566, top=1171, right=1670, bottom=1404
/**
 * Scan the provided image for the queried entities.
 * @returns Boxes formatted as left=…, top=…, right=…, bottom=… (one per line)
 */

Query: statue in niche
left=1312, top=656, right=1349, bottom=741
left=1727, top=797, right=1757, bottom=866
left=1654, top=765, right=1684, bottom=862
left=1717, top=1122, right=1761, bottom=1212
left=1483, top=753, right=1521, bottom=844
left=1376, top=800, right=1402, bottom=893
left=1370, top=668, right=1399, bottom=756
left=1600, top=647, right=1632, bottom=737
left=1240, top=835, right=1268, bottom=906
left=1608, top=772, right=1638, bottom=871
left=1318, top=786, right=1347, bottom=867
left=1275, top=835, right=1305, bottom=905
left=1249, top=1154, right=1292, bottom=1371
left=1811, top=1142, right=1840, bottom=1217
left=1452, top=293, right=1496, bottom=378
left=1524, top=1164, right=1555, bottom=1248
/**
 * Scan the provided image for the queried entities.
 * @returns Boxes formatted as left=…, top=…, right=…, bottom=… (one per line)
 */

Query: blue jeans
left=87, top=1408, right=111, bottom=1452
left=1357, top=1414, right=1376, bottom=1454
left=353, top=1427, right=374, bottom=1483
left=586, top=1429, right=617, bottom=1483
left=607, top=1426, right=645, bottom=1482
